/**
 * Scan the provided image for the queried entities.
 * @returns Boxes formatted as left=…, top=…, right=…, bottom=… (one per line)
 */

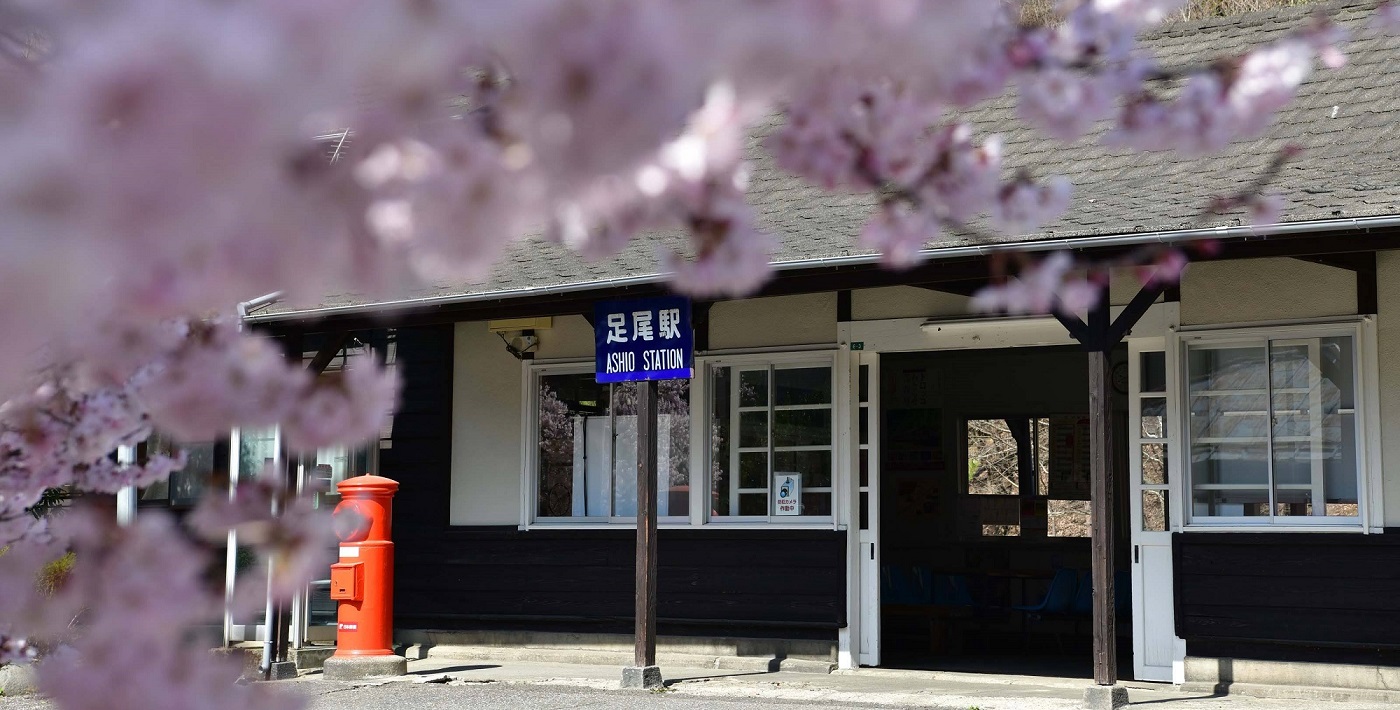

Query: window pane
left=859, top=407, right=869, bottom=446
left=1188, top=345, right=1268, bottom=518
left=775, top=367, right=832, bottom=406
left=982, top=525, right=1020, bottom=537
left=610, top=381, right=691, bottom=518
left=739, top=452, right=768, bottom=489
left=1141, top=351, right=1167, bottom=393
left=1048, top=499, right=1091, bottom=537
left=801, top=492, right=832, bottom=517
left=143, top=435, right=216, bottom=506
left=239, top=428, right=278, bottom=481
left=775, top=450, right=832, bottom=488
left=739, top=411, right=768, bottom=448
left=1036, top=418, right=1050, bottom=496
left=739, top=370, right=767, bottom=407
left=967, top=419, right=1021, bottom=496
left=1190, top=346, right=1268, bottom=391
left=738, top=492, right=767, bottom=516
left=1192, top=488, right=1270, bottom=518
left=774, top=409, right=832, bottom=447
left=859, top=365, right=870, bottom=404
left=1142, top=443, right=1167, bottom=485
left=859, top=491, right=869, bottom=530
left=859, top=448, right=869, bottom=488
left=658, top=381, right=692, bottom=517
left=537, top=373, right=609, bottom=518
left=1270, top=337, right=1357, bottom=519
left=1323, top=415, right=1359, bottom=516
left=710, top=367, right=732, bottom=518
left=714, top=360, right=836, bottom=519
left=1141, top=397, right=1167, bottom=438
left=1142, top=490, right=1168, bottom=532
left=610, top=383, right=638, bottom=518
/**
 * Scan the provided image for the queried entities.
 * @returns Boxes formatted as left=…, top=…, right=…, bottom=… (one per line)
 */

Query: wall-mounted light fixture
left=488, top=318, right=551, bottom=360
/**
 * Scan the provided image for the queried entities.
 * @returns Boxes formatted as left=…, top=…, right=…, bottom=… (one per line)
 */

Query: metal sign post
left=594, top=296, right=693, bottom=691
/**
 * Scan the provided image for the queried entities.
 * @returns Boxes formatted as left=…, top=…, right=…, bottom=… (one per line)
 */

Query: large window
left=533, top=370, right=690, bottom=521
left=138, top=434, right=218, bottom=508
left=1184, top=327, right=1366, bottom=527
left=709, top=359, right=834, bottom=520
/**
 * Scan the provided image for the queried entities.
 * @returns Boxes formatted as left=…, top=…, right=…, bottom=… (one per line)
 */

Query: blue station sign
left=594, top=296, right=694, bottom=384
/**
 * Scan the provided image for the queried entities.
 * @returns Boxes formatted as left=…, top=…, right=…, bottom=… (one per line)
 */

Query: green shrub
left=36, top=551, right=75, bottom=596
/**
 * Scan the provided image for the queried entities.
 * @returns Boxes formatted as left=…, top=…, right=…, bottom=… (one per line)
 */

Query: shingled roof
left=258, top=0, right=1399, bottom=319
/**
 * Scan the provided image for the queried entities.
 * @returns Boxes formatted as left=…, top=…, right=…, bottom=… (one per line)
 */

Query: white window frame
left=520, top=350, right=844, bottom=529
left=702, top=351, right=838, bottom=526
left=523, top=362, right=694, bottom=527
left=1175, top=317, right=1382, bottom=532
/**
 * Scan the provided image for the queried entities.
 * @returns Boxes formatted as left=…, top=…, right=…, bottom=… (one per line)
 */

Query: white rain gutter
left=244, top=215, right=1400, bottom=324
left=236, top=291, right=284, bottom=321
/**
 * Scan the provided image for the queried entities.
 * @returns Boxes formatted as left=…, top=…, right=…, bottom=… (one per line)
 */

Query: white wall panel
left=450, top=321, right=524, bottom=525
left=1181, top=257, right=1355, bottom=326
left=709, top=292, right=836, bottom=350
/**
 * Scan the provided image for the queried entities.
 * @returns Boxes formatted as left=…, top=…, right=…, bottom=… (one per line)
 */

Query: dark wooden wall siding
left=378, top=325, right=455, bottom=547
left=1174, top=532, right=1400, bottom=664
left=395, top=528, right=846, bottom=639
left=380, top=324, right=845, bottom=639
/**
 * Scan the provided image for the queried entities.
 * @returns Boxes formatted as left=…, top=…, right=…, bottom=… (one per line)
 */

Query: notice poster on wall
left=894, top=475, right=941, bottom=523
left=1048, top=416, right=1091, bottom=500
left=775, top=473, right=802, bottom=516
left=978, top=495, right=1021, bottom=525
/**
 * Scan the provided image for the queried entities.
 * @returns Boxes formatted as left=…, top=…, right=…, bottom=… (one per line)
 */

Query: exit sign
left=850, top=341, right=864, bottom=351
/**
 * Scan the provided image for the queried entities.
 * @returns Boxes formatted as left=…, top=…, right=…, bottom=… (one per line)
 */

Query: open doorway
left=877, top=345, right=1132, bottom=679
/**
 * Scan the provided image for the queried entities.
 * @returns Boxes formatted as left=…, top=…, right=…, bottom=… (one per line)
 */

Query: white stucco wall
left=708, top=292, right=836, bottom=350
left=1377, top=251, right=1400, bottom=527
left=535, top=314, right=594, bottom=360
left=1179, top=257, right=1356, bottom=326
left=449, top=321, right=524, bottom=525
left=851, top=286, right=969, bottom=321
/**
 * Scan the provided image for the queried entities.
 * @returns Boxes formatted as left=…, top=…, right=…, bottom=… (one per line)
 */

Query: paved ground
left=5, top=657, right=1400, bottom=709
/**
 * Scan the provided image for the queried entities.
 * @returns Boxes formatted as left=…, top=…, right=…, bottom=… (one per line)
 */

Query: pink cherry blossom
left=0, top=4, right=1388, bottom=709
left=971, top=252, right=1100, bottom=315
left=1376, top=3, right=1400, bottom=33
left=860, top=202, right=941, bottom=269
left=1249, top=193, right=1285, bottom=226
left=993, top=175, right=1074, bottom=234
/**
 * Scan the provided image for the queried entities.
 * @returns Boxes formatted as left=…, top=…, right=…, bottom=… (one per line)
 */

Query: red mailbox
left=329, top=475, right=398, bottom=660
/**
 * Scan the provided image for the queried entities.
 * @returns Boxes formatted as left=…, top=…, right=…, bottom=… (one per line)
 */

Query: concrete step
left=1182, top=682, right=1400, bottom=705
left=400, top=643, right=836, bottom=675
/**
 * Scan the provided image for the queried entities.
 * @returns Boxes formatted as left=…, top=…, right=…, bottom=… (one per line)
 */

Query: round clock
left=1112, top=361, right=1130, bottom=395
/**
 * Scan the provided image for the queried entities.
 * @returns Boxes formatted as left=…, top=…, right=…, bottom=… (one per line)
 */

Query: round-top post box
left=322, top=475, right=407, bottom=680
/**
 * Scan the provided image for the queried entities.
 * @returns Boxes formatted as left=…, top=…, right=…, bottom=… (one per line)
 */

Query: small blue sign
left=594, top=296, right=694, bottom=384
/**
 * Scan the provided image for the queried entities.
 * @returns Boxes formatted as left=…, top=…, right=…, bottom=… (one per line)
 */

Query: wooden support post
left=634, top=379, right=659, bottom=670
left=1057, top=285, right=1146, bottom=692
left=1088, top=346, right=1117, bottom=686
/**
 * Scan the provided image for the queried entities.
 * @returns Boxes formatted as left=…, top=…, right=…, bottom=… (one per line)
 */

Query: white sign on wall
left=775, top=473, right=802, bottom=516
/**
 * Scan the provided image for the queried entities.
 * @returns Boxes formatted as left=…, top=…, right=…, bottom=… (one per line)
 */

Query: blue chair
left=1071, top=570, right=1093, bottom=616
left=1015, top=568, right=1081, bottom=651
left=882, top=565, right=928, bottom=605
left=932, top=574, right=976, bottom=607
left=1014, top=568, right=1079, bottom=615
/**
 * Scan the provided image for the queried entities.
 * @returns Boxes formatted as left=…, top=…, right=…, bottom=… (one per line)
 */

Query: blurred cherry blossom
left=0, top=2, right=1392, bottom=709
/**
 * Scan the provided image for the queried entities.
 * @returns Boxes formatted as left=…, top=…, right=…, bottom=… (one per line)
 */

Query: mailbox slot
left=329, top=562, right=364, bottom=601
